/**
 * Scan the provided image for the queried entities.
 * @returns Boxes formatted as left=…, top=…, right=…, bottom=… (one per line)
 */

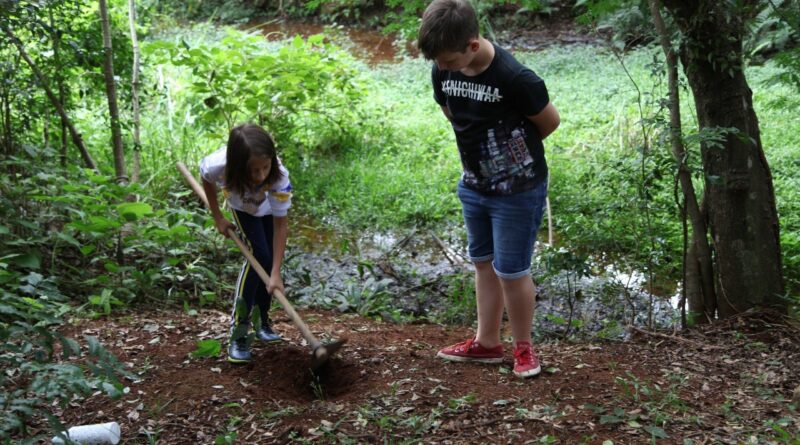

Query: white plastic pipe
left=52, top=422, right=120, bottom=445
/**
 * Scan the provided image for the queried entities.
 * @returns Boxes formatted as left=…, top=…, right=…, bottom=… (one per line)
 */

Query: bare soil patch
left=44, top=309, right=800, bottom=444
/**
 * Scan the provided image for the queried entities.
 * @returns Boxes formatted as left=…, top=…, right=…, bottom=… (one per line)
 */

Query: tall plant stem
left=128, top=0, right=142, bottom=183
left=99, top=0, right=127, bottom=183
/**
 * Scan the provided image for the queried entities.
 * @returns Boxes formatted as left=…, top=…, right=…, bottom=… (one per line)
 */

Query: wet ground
left=286, top=219, right=679, bottom=342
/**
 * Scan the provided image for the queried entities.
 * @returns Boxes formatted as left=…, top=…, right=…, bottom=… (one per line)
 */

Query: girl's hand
left=214, top=216, right=236, bottom=238
left=268, top=274, right=285, bottom=297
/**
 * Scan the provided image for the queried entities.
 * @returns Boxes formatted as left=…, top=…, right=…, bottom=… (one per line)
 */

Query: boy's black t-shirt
left=432, top=43, right=550, bottom=195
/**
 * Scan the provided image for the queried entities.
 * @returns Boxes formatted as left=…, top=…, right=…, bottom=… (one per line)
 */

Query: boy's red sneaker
left=513, top=342, right=541, bottom=378
left=436, top=338, right=504, bottom=363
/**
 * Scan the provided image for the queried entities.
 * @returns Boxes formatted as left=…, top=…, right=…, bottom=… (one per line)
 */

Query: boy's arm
left=440, top=105, right=453, bottom=120
left=526, top=102, right=560, bottom=140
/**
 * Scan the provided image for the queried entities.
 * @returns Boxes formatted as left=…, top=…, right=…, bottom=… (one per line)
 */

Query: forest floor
left=48, top=308, right=800, bottom=444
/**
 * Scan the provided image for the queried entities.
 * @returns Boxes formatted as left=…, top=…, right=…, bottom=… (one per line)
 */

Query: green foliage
left=575, top=0, right=647, bottom=41
left=447, top=392, right=477, bottom=410
left=291, top=56, right=460, bottom=229
left=763, top=417, right=800, bottom=444
left=335, top=277, right=395, bottom=318
left=578, top=0, right=800, bottom=63
left=214, top=430, right=237, bottom=445
left=1, top=145, right=229, bottom=318
left=287, top=43, right=799, bottom=294
left=5, top=3, right=800, bottom=316
left=144, top=28, right=365, bottom=146
left=749, top=63, right=800, bottom=294
left=304, top=0, right=376, bottom=24
left=435, top=270, right=477, bottom=325
left=540, top=247, right=592, bottom=280
left=154, top=0, right=260, bottom=24
left=0, top=158, right=128, bottom=441
left=772, top=47, right=800, bottom=89
left=191, top=339, right=222, bottom=358
left=48, top=171, right=205, bottom=309
left=1, top=0, right=136, bottom=161
left=383, top=0, right=427, bottom=37
left=763, top=0, right=800, bottom=90
left=13, top=14, right=800, bottom=302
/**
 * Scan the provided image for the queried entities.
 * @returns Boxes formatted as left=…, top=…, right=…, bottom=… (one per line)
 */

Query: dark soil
left=42, top=309, right=800, bottom=444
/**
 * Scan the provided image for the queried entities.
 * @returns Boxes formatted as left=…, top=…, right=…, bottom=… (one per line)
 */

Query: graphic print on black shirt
left=432, top=44, right=550, bottom=195
left=464, top=122, right=535, bottom=194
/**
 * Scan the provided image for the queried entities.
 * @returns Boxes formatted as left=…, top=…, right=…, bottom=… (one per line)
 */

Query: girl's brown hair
left=417, top=0, right=479, bottom=60
left=224, top=124, right=283, bottom=195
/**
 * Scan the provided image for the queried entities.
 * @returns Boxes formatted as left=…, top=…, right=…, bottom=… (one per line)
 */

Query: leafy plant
left=538, top=246, right=592, bottom=338
left=0, top=234, right=126, bottom=442
left=335, top=277, right=394, bottom=318
left=435, top=269, right=477, bottom=325
left=214, top=430, right=237, bottom=445
left=87, top=288, right=124, bottom=317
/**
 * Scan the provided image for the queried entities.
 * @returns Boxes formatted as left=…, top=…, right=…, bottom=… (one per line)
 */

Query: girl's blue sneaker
left=256, top=324, right=282, bottom=343
left=227, top=339, right=251, bottom=363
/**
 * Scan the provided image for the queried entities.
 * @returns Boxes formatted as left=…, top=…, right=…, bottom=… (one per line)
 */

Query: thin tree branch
left=2, top=23, right=97, bottom=170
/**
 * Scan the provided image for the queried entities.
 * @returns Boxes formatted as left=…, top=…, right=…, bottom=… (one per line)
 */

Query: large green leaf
left=10, top=252, right=41, bottom=270
left=116, top=202, right=154, bottom=222
left=69, top=216, right=122, bottom=234
left=191, top=339, right=222, bottom=358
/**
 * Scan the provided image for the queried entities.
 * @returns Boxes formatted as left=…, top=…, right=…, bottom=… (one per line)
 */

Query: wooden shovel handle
left=176, top=162, right=322, bottom=349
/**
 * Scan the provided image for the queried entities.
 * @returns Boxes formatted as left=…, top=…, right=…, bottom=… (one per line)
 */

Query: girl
left=200, top=124, right=293, bottom=363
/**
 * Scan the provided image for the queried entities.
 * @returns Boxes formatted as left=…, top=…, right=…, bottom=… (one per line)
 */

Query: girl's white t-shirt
left=199, top=147, right=292, bottom=217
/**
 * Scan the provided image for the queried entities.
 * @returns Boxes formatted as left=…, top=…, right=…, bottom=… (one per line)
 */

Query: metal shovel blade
left=311, top=339, right=348, bottom=370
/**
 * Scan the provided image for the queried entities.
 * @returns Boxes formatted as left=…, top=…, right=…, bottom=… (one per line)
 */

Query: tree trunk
left=50, top=5, right=69, bottom=168
left=1, top=88, right=11, bottom=156
left=661, top=0, right=785, bottom=316
left=59, top=81, right=69, bottom=167
left=99, top=0, right=127, bottom=183
left=128, top=0, right=141, bottom=183
left=648, top=0, right=717, bottom=323
left=2, top=24, right=96, bottom=170
left=43, top=106, right=50, bottom=148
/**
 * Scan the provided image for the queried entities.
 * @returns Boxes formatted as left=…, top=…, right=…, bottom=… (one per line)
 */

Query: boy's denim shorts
left=457, top=179, right=548, bottom=280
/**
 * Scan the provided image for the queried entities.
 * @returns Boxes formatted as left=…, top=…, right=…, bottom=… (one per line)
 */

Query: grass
left=66, top=25, right=800, bottom=291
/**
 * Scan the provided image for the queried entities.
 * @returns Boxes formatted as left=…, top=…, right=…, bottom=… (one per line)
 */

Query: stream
left=286, top=219, right=680, bottom=341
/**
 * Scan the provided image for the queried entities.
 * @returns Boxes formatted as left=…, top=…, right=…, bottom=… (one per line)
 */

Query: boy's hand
left=268, top=275, right=285, bottom=297
left=213, top=216, right=236, bottom=237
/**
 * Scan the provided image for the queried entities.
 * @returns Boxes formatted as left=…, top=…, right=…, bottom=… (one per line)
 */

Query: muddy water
left=249, top=19, right=419, bottom=65
left=247, top=19, right=600, bottom=65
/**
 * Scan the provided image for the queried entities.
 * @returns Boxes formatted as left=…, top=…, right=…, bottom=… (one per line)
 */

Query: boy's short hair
left=418, top=0, right=479, bottom=60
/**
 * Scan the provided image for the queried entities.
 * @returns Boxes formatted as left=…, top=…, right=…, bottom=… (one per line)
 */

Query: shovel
left=177, top=161, right=346, bottom=370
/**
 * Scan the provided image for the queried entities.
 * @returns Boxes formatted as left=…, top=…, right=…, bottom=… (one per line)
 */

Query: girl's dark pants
left=230, top=210, right=274, bottom=337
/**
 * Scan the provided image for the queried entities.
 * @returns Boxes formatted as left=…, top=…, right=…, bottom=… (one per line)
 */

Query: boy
left=418, top=0, right=560, bottom=378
